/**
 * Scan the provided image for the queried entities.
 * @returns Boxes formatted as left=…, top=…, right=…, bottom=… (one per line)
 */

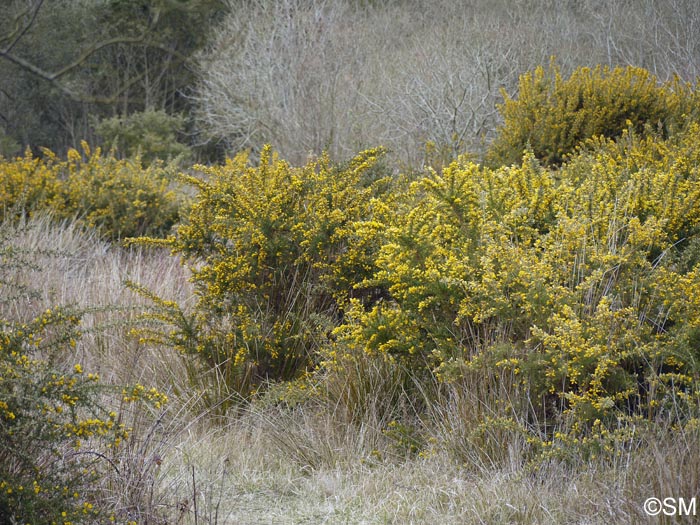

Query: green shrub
left=488, top=62, right=699, bottom=167
left=56, top=142, right=182, bottom=240
left=132, top=145, right=390, bottom=403
left=0, top=130, right=20, bottom=158
left=94, top=109, right=191, bottom=165
left=335, top=126, right=700, bottom=462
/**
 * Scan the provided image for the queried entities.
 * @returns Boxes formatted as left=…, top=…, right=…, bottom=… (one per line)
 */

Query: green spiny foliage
left=488, top=62, right=700, bottom=168
left=335, top=124, right=700, bottom=462
left=131, top=145, right=392, bottom=402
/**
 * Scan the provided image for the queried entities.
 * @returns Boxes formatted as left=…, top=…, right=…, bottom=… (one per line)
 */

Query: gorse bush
left=488, top=62, right=700, bottom=167
left=133, top=145, right=391, bottom=403
left=0, top=307, right=113, bottom=524
left=335, top=125, right=700, bottom=461
left=56, top=143, right=181, bottom=240
left=0, top=227, right=168, bottom=524
left=0, top=149, right=61, bottom=219
left=0, top=142, right=182, bottom=240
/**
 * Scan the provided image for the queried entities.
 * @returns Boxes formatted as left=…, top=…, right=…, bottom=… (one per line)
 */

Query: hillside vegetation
left=1, top=62, right=700, bottom=523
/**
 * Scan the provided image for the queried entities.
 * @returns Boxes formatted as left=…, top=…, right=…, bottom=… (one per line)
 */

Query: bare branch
left=0, top=1, right=192, bottom=104
left=0, top=0, right=45, bottom=53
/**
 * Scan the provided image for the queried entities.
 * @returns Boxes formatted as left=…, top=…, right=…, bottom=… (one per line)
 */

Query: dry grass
left=2, top=215, right=698, bottom=524
left=145, top=413, right=700, bottom=524
left=0, top=214, right=193, bottom=386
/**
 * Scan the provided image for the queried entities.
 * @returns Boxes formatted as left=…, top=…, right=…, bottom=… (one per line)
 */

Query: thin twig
left=192, top=465, right=198, bottom=525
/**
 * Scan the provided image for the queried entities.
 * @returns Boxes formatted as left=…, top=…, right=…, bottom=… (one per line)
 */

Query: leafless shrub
left=194, top=0, right=700, bottom=167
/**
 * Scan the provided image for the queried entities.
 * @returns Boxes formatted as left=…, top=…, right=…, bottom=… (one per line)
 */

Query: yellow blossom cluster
left=0, top=141, right=181, bottom=239
left=335, top=121, right=700, bottom=455
left=489, top=61, right=700, bottom=167
left=132, top=145, right=392, bottom=401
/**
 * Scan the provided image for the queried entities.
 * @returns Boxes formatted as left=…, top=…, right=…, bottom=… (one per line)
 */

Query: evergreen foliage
left=488, top=63, right=700, bottom=167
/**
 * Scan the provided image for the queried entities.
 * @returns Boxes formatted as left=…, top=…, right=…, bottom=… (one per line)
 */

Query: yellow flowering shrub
left=335, top=123, right=700, bottom=459
left=0, top=306, right=120, bottom=523
left=0, top=148, right=61, bottom=220
left=0, top=233, right=167, bottom=523
left=132, top=145, right=391, bottom=400
left=0, top=143, right=182, bottom=240
left=488, top=62, right=700, bottom=167
left=55, top=142, right=181, bottom=240
left=338, top=151, right=559, bottom=368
